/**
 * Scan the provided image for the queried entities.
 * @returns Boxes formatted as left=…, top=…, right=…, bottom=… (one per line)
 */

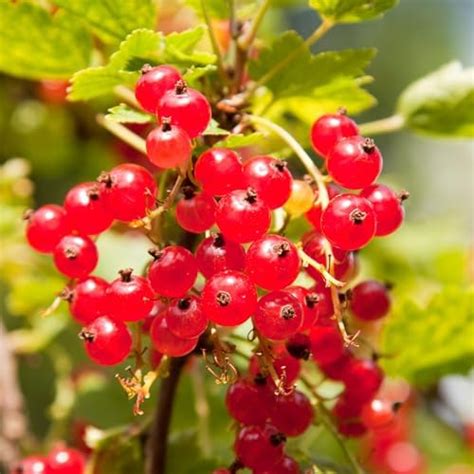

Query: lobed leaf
left=214, top=132, right=264, bottom=148
left=309, top=0, right=398, bottom=23
left=106, top=104, right=154, bottom=124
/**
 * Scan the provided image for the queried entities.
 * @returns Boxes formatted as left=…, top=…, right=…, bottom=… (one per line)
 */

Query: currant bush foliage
left=309, top=0, right=398, bottom=23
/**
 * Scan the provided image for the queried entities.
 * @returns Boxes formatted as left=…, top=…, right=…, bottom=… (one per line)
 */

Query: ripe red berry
left=333, top=394, right=364, bottom=420
left=175, top=187, right=216, bottom=233
left=246, top=235, right=300, bottom=290
left=64, top=182, right=113, bottom=235
left=48, top=446, right=85, bottom=474
left=319, top=351, right=353, bottom=381
left=343, top=359, right=384, bottom=403
left=165, top=295, right=208, bottom=339
left=147, top=246, right=198, bottom=297
left=305, top=183, right=341, bottom=231
left=142, top=299, right=167, bottom=333
left=98, top=164, right=157, bottom=222
left=284, top=287, right=319, bottom=330
left=337, top=419, right=368, bottom=438
left=321, top=194, right=376, bottom=251
left=107, top=268, right=155, bottom=322
left=195, top=233, right=246, bottom=278
left=253, top=455, right=300, bottom=474
left=234, top=424, right=285, bottom=471
left=80, top=316, right=132, bottom=366
left=53, top=235, right=98, bottom=278
left=215, top=188, right=271, bottom=243
left=67, top=276, right=109, bottom=325
left=350, top=280, right=391, bottom=321
left=361, top=399, right=400, bottom=430
left=310, top=112, right=359, bottom=158
left=242, top=156, right=293, bottom=209
left=135, top=64, right=182, bottom=113
left=253, top=291, right=303, bottom=340
left=157, top=80, right=211, bottom=138
left=150, top=314, right=198, bottom=356
left=11, top=456, right=52, bottom=474
left=360, top=184, right=407, bottom=236
left=201, top=270, right=257, bottom=326
left=194, top=148, right=244, bottom=196
left=225, top=378, right=273, bottom=425
left=327, top=137, right=382, bottom=189
left=271, top=390, right=313, bottom=436
left=286, top=333, right=311, bottom=360
left=146, top=120, right=192, bottom=169
left=310, top=285, right=334, bottom=325
left=309, top=325, right=344, bottom=366
left=25, top=204, right=71, bottom=253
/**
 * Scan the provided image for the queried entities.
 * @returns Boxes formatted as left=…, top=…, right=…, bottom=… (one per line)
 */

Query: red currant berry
left=11, top=456, right=52, bottom=474
left=195, top=233, right=246, bottom=278
left=309, top=325, right=344, bottom=365
left=343, top=359, right=384, bottom=403
left=165, top=295, right=208, bottom=339
left=215, top=188, right=271, bottom=243
left=64, top=182, right=113, bottom=235
left=334, top=251, right=358, bottom=282
left=157, top=80, right=211, bottom=138
left=318, top=351, right=353, bottom=380
left=135, top=64, right=182, bottom=113
left=66, top=276, right=109, bottom=325
left=142, top=299, right=167, bottom=333
left=321, top=194, right=376, bottom=251
left=333, top=394, right=364, bottom=420
left=253, top=291, right=303, bottom=341
left=284, top=287, right=319, bottom=330
left=149, top=347, right=164, bottom=368
left=310, top=285, right=334, bottom=325
left=361, top=399, right=400, bottom=430
left=48, top=446, right=85, bottom=474
left=53, top=235, right=98, bottom=278
left=107, top=268, right=155, bottom=322
left=253, top=455, right=300, bottom=474
left=242, top=156, right=293, bottom=209
left=147, top=246, right=198, bottom=297
left=225, top=378, right=273, bottom=425
left=305, top=183, right=341, bottom=231
left=246, top=235, right=300, bottom=290
left=98, top=164, right=157, bottom=222
left=271, top=390, right=313, bottom=436
left=310, top=111, right=359, bottom=158
left=286, top=333, right=311, bottom=360
left=360, top=184, right=407, bottom=236
left=234, top=424, right=285, bottom=471
left=150, top=314, right=198, bottom=357
left=175, top=187, right=216, bottom=233
left=201, top=270, right=257, bottom=326
left=350, top=280, right=391, bottom=321
left=25, top=205, right=71, bottom=253
left=337, top=419, right=368, bottom=438
left=194, top=148, right=244, bottom=196
left=146, top=120, right=192, bottom=169
left=327, top=137, right=383, bottom=189
left=79, top=316, right=132, bottom=366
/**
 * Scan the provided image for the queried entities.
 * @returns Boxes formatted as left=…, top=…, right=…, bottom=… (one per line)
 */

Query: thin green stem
left=114, top=85, right=141, bottom=109
left=359, top=114, right=405, bottom=136
left=96, top=114, right=147, bottom=155
left=239, top=0, right=272, bottom=50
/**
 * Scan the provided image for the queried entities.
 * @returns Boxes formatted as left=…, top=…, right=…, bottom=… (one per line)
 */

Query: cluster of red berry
left=12, top=445, right=84, bottom=474
left=24, top=64, right=408, bottom=472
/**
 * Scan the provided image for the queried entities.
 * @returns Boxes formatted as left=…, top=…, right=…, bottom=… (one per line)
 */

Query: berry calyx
left=321, top=194, right=376, bottom=250
left=246, top=234, right=300, bottom=290
left=201, top=270, right=257, bottom=326
left=150, top=314, right=198, bottom=357
left=175, top=188, right=216, bottom=233
left=215, top=188, right=271, bottom=243
left=146, top=119, right=192, bottom=169
left=79, top=316, right=132, bottom=366
left=53, top=234, right=98, bottom=278
left=195, top=233, right=246, bottom=278
left=350, top=280, right=391, bottom=321
left=327, top=136, right=383, bottom=189
left=135, top=64, right=182, bottom=113
left=165, top=295, right=208, bottom=339
left=310, top=111, right=359, bottom=158
left=157, top=80, right=212, bottom=138
left=25, top=204, right=71, bottom=253
left=242, top=156, right=293, bottom=209
left=284, top=287, right=319, bottom=330
left=286, top=333, right=311, bottom=360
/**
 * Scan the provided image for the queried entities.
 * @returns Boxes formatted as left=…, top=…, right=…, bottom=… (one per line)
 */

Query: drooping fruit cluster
left=12, top=445, right=85, bottom=474
left=25, top=66, right=408, bottom=471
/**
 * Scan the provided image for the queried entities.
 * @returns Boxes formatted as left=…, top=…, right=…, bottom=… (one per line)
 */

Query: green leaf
left=105, top=104, right=154, bottom=124
left=309, top=0, right=398, bottom=23
left=202, top=119, right=230, bottom=137
left=397, top=62, right=474, bottom=138
left=69, top=27, right=215, bottom=101
left=183, top=65, right=218, bottom=86
left=215, top=132, right=264, bottom=148
left=0, top=2, right=92, bottom=80
left=184, top=0, right=229, bottom=19
left=249, top=31, right=376, bottom=100
left=381, top=286, right=474, bottom=386
left=51, top=0, right=157, bottom=44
